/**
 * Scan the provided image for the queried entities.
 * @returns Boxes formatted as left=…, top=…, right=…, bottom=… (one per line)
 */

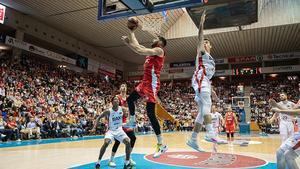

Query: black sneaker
left=123, top=163, right=133, bottom=169
left=95, top=163, right=100, bottom=169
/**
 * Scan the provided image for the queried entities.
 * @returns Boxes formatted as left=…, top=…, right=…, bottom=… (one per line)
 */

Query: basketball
left=127, top=17, right=139, bottom=30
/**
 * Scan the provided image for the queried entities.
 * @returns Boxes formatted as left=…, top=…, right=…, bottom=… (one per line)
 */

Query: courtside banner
left=261, top=65, right=300, bottom=73
left=98, top=63, right=116, bottom=77
left=215, top=58, right=228, bottom=64
left=228, top=56, right=257, bottom=63
left=0, top=4, right=6, bottom=24
left=5, top=36, right=76, bottom=65
left=263, top=52, right=300, bottom=61
left=214, top=69, right=231, bottom=76
left=170, top=61, right=194, bottom=68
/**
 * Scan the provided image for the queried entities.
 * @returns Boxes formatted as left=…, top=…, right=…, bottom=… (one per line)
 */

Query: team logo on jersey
left=282, top=116, right=288, bottom=120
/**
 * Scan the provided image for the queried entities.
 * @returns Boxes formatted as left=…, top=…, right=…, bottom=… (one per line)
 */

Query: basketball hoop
left=139, top=14, right=164, bottom=36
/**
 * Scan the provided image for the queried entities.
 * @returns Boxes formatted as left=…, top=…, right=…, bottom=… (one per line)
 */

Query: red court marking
left=145, top=151, right=267, bottom=168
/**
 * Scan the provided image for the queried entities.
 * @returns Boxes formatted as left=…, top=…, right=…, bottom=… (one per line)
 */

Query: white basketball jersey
left=278, top=101, right=295, bottom=122
left=211, top=112, right=222, bottom=128
left=108, top=106, right=123, bottom=130
left=194, top=52, right=215, bottom=80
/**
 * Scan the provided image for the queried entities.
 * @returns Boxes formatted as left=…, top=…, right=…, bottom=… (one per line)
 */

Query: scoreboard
left=233, top=67, right=261, bottom=75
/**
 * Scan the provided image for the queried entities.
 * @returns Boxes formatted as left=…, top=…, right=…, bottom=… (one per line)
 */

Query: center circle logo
left=145, top=151, right=267, bottom=168
left=167, top=154, right=198, bottom=159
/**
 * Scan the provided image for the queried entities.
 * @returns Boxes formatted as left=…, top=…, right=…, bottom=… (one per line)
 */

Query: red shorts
left=122, top=127, right=133, bottom=133
left=136, top=82, right=159, bottom=103
left=226, top=125, right=235, bottom=133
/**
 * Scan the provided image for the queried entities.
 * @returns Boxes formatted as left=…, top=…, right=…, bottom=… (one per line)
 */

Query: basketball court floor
left=1, top=131, right=295, bottom=169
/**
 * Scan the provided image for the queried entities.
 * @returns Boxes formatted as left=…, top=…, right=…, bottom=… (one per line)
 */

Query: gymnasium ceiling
left=1, top=0, right=300, bottom=64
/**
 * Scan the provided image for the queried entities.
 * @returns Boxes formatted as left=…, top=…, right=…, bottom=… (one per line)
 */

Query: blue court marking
left=69, top=153, right=277, bottom=169
left=0, top=135, right=104, bottom=148
left=0, top=132, right=170, bottom=148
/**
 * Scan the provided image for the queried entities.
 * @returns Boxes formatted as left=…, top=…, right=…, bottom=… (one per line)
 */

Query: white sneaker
left=204, top=133, right=228, bottom=144
left=186, top=139, right=204, bottom=152
left=130, top=159, right=136, bottom=166
left=123, top=119, right=136, bottom=128
left=17, top=139, right=21, bottom=142
left=108, top=160, right=116, bottom=167
left=153, top=144, right=168, bottom=158
left=1, top=134, right=6, bottom=138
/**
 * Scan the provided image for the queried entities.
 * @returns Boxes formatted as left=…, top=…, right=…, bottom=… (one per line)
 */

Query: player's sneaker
left=95, top=163, right=100, bottom=169
left=130, top=159, right=136, bottom=166
left=153, top=144, right=168, bottom=158
left=123, top=118, right=136, bottom=128
left=108, top=160, right=116, bottom=167
left=186, top=139, right=204, bottom=152
left=204, top=133, right=228, bottom=144
left=123, top=162, right=133, bottom=169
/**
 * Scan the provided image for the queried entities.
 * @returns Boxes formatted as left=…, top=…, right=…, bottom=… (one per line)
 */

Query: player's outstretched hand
left=268, top=99, right=277, bottom=107
left=121, top=36, right=129, bottom=44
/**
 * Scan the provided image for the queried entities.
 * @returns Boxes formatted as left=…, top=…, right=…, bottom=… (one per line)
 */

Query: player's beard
left=151, top=41, right=159, bottom=48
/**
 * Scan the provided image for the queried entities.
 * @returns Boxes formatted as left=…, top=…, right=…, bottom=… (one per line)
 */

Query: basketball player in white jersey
left=211, top=105, right=224, bottom=135
left=269, top=93, right=296, bottom=142
left=92, top=96, right=133, bottom=169
left=187, top=10, right=226, bottom=152
left=271, top=107, right=300, bottom=169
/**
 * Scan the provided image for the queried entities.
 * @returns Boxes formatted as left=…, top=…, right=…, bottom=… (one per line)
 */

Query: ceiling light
left=269, top=74, right=278, bottom=77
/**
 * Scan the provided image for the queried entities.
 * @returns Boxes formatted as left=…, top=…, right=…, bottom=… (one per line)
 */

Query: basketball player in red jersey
left=121, top=19, right=168, bottom=158
left=108, top=84, right=136, bottom=167
left=224, top=105, right=238, bottom=142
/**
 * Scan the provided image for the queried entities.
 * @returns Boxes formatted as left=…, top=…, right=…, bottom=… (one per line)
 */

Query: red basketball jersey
left=142, top=53, right=165, bottom=88
left=225, top=112, right=235, bottom=126
left=117, top=94, right=132, bottom=132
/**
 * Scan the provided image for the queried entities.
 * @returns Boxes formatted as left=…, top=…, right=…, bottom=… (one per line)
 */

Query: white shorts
left=279, top=121, right=294, bottom=142
left=280, top=132, right=300, bottom=155
left=192, top=73, right=211, bottom=103
left=193, top=90, right=212, bottom=124
left=104, top=128, right=128, bottom=143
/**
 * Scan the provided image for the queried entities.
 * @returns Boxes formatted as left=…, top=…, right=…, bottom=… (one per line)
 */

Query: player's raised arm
left=122, top=18, right=164, bottom=56
left=271, top=107, right=300, bottom=116
left=269, top=99, right=285, bottom=109
left=196, top=10, right=206, bottom=55
left=123, top=33, right=164, bottom=56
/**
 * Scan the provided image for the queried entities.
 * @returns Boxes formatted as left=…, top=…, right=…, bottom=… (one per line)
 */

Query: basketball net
left=139, top=13, right=164, bottom=36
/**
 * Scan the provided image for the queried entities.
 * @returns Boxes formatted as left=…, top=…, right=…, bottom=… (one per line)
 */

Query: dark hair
left=111, top=95, right=118, bottom=102
left=158, top=36, right=167, bottom=47
left=280, top=92, right=287, bottom=96
left=204, top=38, right=210, bottom=42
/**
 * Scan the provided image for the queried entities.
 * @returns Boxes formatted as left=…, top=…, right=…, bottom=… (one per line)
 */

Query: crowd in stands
left=0, top=54, right=299, bottom=142
left=0, top=55, right=121, bottom=141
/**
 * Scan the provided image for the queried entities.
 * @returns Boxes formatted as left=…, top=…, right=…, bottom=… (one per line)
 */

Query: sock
left=191, top=132, right=198, bottom=141
left=157, top=135, right=163, bottom=144
left=110, top=154, right=115, bottom=161
left=125, top=160, right=130, bottom=165
left=130, top=115, right=135, bottom=122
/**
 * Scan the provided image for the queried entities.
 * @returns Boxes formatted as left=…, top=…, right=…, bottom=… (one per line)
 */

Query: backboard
left=98, top=0, right=205, bottom=21
left=187, top=0, right=258, bottom=29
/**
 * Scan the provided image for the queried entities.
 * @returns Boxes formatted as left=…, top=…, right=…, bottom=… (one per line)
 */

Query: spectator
left=6, top=116, right=21, bottom=141
left=21, top=117, right=41, bottom=139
